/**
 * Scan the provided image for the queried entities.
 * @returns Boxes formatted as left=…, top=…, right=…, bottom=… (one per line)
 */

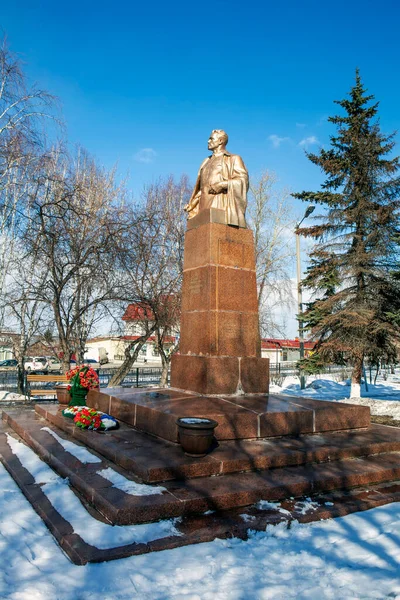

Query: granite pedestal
left=171, top=209, right=269, bottom=394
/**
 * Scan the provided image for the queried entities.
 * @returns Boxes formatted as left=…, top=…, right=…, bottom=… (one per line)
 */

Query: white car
left=46, top=357, right=62, bottom=373
left=24, top=356, right=49, bottom=373
left=24, top=356, right=61, bottom=374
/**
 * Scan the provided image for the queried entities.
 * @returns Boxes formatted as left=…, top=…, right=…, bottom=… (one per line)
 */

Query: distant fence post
left=136, top=368, right=139, bottom=388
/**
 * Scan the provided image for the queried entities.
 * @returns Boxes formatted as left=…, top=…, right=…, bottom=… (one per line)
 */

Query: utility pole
left=296, top=205, right=315, bottom=390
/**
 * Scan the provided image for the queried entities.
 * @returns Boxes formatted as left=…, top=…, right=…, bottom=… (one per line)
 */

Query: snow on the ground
left=0, top=459, right=399, bottom=599
left=6, top=433, right=181, bottom=549
left=271, top=371, right=400, bottom=419
left=40, top=426, right=168, bottom=495
left=1, top=375, right=400, bottom=598
left=41, top=427, right=102, bottom=464
left=0, top=390, right=25, bottom=402
left=97, top=467, right=167, bottom=496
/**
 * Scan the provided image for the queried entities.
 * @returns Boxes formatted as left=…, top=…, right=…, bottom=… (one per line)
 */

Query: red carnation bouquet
left=66, top=365, right=100, bottom=406
left=73, top=407, right=103, bottom=430
left=66, top=365, right=99, bottom=389
left=62, top=405, right=118, bottom=431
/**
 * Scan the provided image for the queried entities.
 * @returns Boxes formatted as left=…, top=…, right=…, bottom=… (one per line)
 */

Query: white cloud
left=268, top=134, right=291, bottom=148
left=134, top=148, right=157, bottom=163
left=298, top=136, right=319, bottom=148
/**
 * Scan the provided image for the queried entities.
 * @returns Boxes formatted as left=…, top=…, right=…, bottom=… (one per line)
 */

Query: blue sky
left=2, top=0, right=400, bottom=336
left=2, top=0, right=400, bottom=207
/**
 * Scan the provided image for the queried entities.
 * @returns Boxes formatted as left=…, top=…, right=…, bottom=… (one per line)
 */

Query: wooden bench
left=26, top=374, right=68, bottom=400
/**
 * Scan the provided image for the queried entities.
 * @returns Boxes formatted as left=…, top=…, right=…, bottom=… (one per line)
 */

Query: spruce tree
left=293, top=72, right=400, bottom=397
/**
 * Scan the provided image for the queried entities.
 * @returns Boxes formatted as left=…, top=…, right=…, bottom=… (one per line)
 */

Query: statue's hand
left=209, top=181, right=228, bottom=195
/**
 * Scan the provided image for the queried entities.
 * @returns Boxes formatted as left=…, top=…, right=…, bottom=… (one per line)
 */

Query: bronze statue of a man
left=184, top=130, right=248, bottom=228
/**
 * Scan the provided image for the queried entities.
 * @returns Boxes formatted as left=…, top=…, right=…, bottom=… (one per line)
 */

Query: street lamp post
left=296, top=205, right=315, bottom=390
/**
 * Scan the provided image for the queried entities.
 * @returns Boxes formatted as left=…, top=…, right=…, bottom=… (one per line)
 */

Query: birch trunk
left=350, top=356, right=363, bottom=399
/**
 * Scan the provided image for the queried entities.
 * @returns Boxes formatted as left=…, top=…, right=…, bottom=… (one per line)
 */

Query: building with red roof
left=261, top=338, right=316, bottom=364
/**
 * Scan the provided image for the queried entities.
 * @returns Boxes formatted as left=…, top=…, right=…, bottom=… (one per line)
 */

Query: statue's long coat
left=189, top=151, right=248, bottom=228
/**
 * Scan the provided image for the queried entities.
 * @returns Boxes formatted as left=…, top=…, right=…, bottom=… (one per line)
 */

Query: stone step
left=3, top=418, right=400, bottom=565
left=1, top=410, right=181, bottom=526
left=3, top=408, right=400, bottom=527
left=36, top=403, right=400, bottom=483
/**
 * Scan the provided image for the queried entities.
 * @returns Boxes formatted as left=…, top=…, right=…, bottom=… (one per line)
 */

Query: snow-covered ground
left=1, top=374, right=400, bottom=598
left=0, top=459, right=399, bottom=599
left=271, top=371, right=400, bottom=420
left=0, top=390, right=26, bottom=403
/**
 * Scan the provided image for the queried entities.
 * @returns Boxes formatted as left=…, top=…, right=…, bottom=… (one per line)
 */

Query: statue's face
left=208, top=131, right=222, bottom=150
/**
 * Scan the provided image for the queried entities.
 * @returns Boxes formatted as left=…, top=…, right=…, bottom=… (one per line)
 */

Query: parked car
left=0, top=359, right=18, bottom=371
left=45, top=357, right=62, bottom=373
left=24, top=356, right=49, bottom=374
left=70, top=358, right=101, bottom=370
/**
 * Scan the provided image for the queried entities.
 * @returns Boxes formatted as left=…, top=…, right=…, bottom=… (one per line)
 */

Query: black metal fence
left=98, top=367, right=169, bottom=388
left=269, top=362, right=350, bottom=376
left=0, top=371, right=19, bottom=392
left=0, top=367, right=170, bottom=394
left=1, top=363, right=354, bottom=394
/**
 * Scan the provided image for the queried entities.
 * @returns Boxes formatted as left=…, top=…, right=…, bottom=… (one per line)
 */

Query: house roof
left=86, top=336, right=124, bottom=342
left=122, top=297, right=180, bottom=322
left=122, top=304, right=154, bottom=321
left=121, top=335, right=177, bottom=344
left=261, top=338, right=316, bottom=351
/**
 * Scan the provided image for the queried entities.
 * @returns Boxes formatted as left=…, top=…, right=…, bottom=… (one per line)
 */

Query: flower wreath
left=62, top=406, right=118, bottom=431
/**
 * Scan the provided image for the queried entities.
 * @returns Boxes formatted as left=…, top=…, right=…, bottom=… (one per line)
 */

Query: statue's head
left=208, top=129, right=228, bottom=151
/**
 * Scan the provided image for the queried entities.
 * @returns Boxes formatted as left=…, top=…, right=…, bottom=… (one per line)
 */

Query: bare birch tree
left=108, top=175, right=189, bottom=386
left=23, top=146, right=129, bottom=373
left=0, top=246, right=50, bottom=391
left=0, top=39, right=57, bottom=312
left=247, top=170, right=296, bottom=337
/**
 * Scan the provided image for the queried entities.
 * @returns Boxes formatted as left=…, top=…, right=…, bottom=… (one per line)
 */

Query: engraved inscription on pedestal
left=189, top=272, right=202, bottom=296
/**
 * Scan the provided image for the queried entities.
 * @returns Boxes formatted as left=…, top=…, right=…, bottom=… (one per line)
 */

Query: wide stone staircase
left=2, top=388, right=400, bottom=564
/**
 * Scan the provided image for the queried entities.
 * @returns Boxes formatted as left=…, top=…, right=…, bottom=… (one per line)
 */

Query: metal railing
left=0, top=367, right=170, bottom=396
left=268, top=362, right=351, bottom=376
left=0, top=363, right=358, bottom=394
left=98, top=367, right=169, bottom=388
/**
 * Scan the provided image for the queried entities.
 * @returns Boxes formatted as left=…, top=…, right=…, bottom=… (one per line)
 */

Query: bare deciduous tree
left=0, top=243, right=50, bottom=391
left=24, top=146, right=129, bottom=373
left=108, top=175, right=189, bottom=386
left=0, top=38, right=58, bottom=310
left=247, top=170, right=296, bottom=338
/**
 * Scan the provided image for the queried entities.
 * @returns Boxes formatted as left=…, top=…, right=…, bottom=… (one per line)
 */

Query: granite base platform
left=3, top=414, right=400, bottom=565
left=86, top=387, right=371, bottom=443
left=2, top=401, right=400, bottom=564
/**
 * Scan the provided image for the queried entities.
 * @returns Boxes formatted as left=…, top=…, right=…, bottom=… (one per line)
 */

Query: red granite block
left=260, top=409, right=314, bottom=437
left=180, top=310, right=260, bottom=357
left=179, top=311, right=213, bottom=355
left=182, top=266, right=216, bottom=312
left=171, top=354, right=240, bottom=395
left=182, top=266, right=258, bottom=313
left=215, top=311, right=259, bottom=357
left=314, top=404, right=371, bottom=432
left=211, top=439, right=307, bottom=474
left=216, top=268, right=258, bottom=312
left=109, top=396, right=136, bottom=427
left=186, top=207, right=227, bottom=231
left=240, top=357, right=269, bottom=394
left=86, top=390, right=111, bottom=413
left=136, top=394, right=260, bottom=441
left=218, top=237, right=247, bottom=268
left=183, top=221, right=256, bottom=270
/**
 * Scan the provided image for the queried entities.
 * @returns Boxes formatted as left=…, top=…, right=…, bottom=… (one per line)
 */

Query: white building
left=85, top=303, right=178, bottom=366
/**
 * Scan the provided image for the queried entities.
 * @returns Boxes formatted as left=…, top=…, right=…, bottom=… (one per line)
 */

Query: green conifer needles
left=293, top=72, right=400, bottom=390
